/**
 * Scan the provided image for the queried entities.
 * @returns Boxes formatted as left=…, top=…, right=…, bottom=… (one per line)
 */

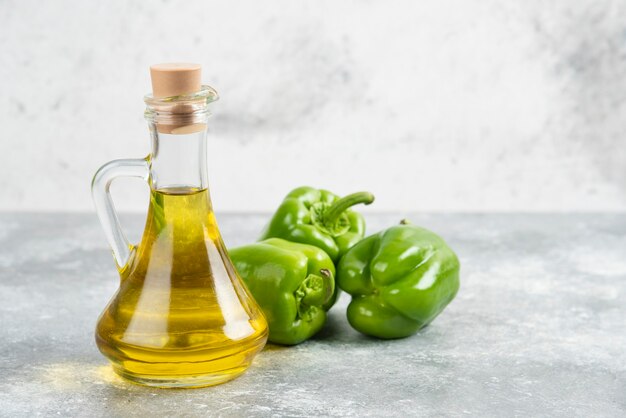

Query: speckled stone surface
left=0, top=213, right=625, bottom=417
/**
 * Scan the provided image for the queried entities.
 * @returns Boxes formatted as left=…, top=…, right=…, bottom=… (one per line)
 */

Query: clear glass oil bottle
left=91, top=64, right=268, bottom=388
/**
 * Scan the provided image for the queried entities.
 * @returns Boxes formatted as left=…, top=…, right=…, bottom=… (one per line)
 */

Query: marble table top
left=1, top=213, right=624, bottom=417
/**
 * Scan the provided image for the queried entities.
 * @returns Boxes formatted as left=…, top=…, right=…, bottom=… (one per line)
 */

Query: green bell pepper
left=337, top=221, right=460, bottom=339
left=259, top=186, right=375, bottom=262
left=229, top=238, right=337, bottom=345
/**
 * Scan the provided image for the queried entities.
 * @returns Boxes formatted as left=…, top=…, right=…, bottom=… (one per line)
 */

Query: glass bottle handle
left=91, top=158, right=151, bottom=268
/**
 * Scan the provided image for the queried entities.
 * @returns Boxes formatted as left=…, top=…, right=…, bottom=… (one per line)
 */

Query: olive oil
left=95, top=188, right=268, bottom=388
left=92, top=65, right=267, bottom=387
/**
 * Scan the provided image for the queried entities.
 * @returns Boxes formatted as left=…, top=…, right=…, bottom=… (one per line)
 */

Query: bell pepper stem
left=301, top=269, right=335, bottom=306
left=318, top=268, right=333, bottom=305
left=324, top=192, right=375, bottom=225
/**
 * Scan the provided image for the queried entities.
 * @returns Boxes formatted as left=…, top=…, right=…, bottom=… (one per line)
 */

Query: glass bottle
left=91, top=64, right=268, bottom=388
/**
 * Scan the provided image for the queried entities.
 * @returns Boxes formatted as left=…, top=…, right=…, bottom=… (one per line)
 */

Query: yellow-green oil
left=96, top=187, right=268, bottom=388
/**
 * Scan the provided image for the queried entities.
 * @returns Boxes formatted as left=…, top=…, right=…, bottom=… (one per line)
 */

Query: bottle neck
left=148, top=125, right=208, bottom=192
left=143, top=85, right=218, bottom=192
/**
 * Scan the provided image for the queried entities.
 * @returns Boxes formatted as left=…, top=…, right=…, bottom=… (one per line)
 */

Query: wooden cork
left=149, top=63, right=205, bottom=134
left=150, top=63, right=201, bottom=98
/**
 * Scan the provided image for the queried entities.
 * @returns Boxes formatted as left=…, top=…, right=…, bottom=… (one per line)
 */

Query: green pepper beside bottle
left=229, top=238, right=337, bottom=345
left=337, top=221, right=460, bottom=339
left=233, top=184, right=460, bottom=344
left=259, top=186, right=375, bottom=262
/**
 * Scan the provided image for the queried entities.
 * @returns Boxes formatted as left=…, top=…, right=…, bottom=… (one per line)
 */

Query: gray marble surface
left=0, top=213, right=625, bottom=417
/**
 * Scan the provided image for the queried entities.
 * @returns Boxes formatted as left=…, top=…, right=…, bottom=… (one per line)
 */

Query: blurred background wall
left=1, top=0, right=625, bottom=212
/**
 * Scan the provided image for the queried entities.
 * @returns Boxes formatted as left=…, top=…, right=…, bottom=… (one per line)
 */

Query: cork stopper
left=147, top=63, right=207, bottom=134
left=150, top=63, right=201, bottom=98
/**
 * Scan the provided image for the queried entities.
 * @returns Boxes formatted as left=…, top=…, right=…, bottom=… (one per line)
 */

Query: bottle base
left=112, top=364, right=249, bottom=388
left=96, top=324, right=269, bottom=389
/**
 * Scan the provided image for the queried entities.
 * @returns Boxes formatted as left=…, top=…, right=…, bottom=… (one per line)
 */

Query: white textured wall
left=2, top=0, right=625, bottom=212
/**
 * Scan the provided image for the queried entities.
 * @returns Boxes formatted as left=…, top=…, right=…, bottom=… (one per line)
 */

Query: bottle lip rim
left=143, top=85, right=219, bottom=106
